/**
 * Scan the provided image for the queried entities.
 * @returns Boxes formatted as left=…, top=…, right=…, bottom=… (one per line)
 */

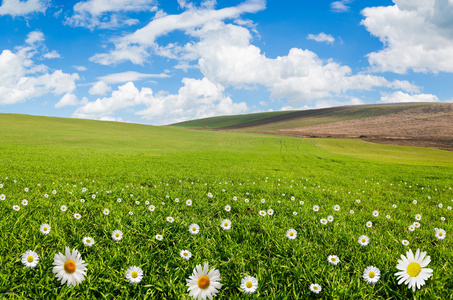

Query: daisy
left=112, top=230, right=123, bottom=241
left=408, top=225, right=415, bottom=232
left=233, top=196, right=237, bottom=201
left=441, top=217, right=445, bottom=221
left=244, top=199, right=249, bottom=203
left=313, top=205, right=319, bottom=212
left=103, top=208, right=110, bottom=216
left=310, top=283, right=321, bottom=294
left=413, top=200, right=417, bottom=204
left=52, top=190, right=57, bottom=195
left=145, top=200, right=150, bottom=205
left=350, top=210, right=354, bottom=214
left=52, top=247, right=88, bottom=287
left=292, top=211, right=297, bottom=216
left=261, top=199, right=265, bottom=203
left=180, top=250, right=192, bottom=260
left=392, top=204, right=397, bottom=208
left=155, top=234, right=163, bottom=241
left=91, top=194, right=96, bottom=199
left=82, top=237, right=95, bottom=247
left=40, top=223, right=51, bottom=235
left=327, top=215, right=334, bottom=222
left=24, top=187, right=29, bottom=192
left=220, top=219, right=232, bottom=230
left=167, top=216, right=174, bottom=223
left=327, top=255, right=340, bottom=265
left=259, top=210, right=267, bottom=217
left=186, top=199, right=192, bottom=206
left=0, top=194, right=5, bottom=201
left=299, top=201, right=304, bottom=205
left=240, top=275, right=258, bottom=294
left=117, top=198, right=122, bottom=203
left=415, top=214, right=421, bottom=221
left=290, top=196, right=295, bottom=201
left=149, top=205, right=155, bottom=212
left=438, top=203, right=443, bottom=208
left=413, top=222, right=420, bottom=228
left=135, top=201, right=140, bottom=205
left=13, top=205, right=20, bottom=211
left=435, top=229, right=446, bottom=240
left=60, top=205, right=67, bottom=212
left=402, top=240, right=410, bottom=246
left=22, top=250, right=39, bottom=268
left=74, top=213, right=81, bottom=220
left=128, top=211, right=133, bottom=216
left=372, top=210, right=379, bottom=217
left=366, top=221, right=373, bottom=228
left=207, top=192, right=213, bottom=198
left=448, top=206, right=452, bottom=210
left=363, top=266, right=380, bottom=284
left=286, top=229, right=297, bottom=240
left=333, top=204, right=340, bottom=211
left=320, top=218, right=328, bottom=225
left=126, top=266, right=143, bottom=284
left=21, top=199, right=28, bottom=206
left=224, top=205, right=231, bottom=212
left=358, top=235, right=369, bottom=246
left=386, top=215, right=391, bottom=219
left=186, top=262, right=222, bottom=300
left=395, top=248, right=433, bottom=291
left=356, top=199, right=361, bottom=204
left=189, top=224, right=200, bottom=235
left=80, top=199, right=85, bottom=203
left=82, top=187, right=87, bottom=193
left=267, top=208, right=274, bottom=216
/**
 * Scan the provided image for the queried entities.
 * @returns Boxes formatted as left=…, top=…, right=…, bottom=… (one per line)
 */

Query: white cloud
left=0, top=33, right=79, bottom=105
left=73, top=78, right=249, bottom=125
left=89, top=81, right=111, bottom=95
left=43, top=50, right=61, bottom=59
left=379, top=91, right=439, bottom=104
left=362, top=0, right=453, bottom=73
left=307, top=32, right=335, bottom=44
left=25, top=31, right=44, bottom=45
left=331, top=0, right=352, bottom=13
left=55, top=93, right=87, bottom=108
left=97, top=71, right=169, bottom=84
left=89, top=0, right=266, bottom=65
left=0, top=0, right=48, bottom=17
left=66, top=0, right=158, bottom=30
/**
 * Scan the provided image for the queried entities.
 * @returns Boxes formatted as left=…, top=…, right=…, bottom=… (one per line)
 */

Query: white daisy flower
left=186, top=262, right=222, bottom=300
left=82, top=188, right=87, bottom=193
left=363, top=266, right=380, bottom=284
left=299, top=201, right=304, bottom=205
left=408, top=225, right=415, bottom=232
left=126, top=266, right=143, bottom=284
left=155, top=234, right=163, bottom=241
left=44, top=194, right=49, bottom=198
left=327, top=255, right=340, bottom=265
left=413, top=200, right=417, bottom=204
left=441, top=217, right=445, bottom=221
left=448, top=206, right=452, bottom=210
left=386, top=215, right=391, bottom=219
left=244, top=199, right=249, bottom=203
left=80, top=199, right=85, bottom=203
left=189, top=224, right=200, bottom=235
left=402, top=240, right=410, bottom=246
left=52, top=190, right=57, bottom=195
left=372, top=210, right=379, bottom=217
left=40, top=223, right=51, bottom=235
left=310, top=283, right=321, bottom=294
left=350, top=210, right=354, bottom=214
left=292, top=211, right=297, bottom=216
left=74, top=213, right=81, bottom=220
left=267, top=208, right=274, bottom=216
left=327, top=215, right=334, bottom=222
left=13, top=205, right=20, bottom=211
left=356, top=199, right=361, bottom=204
left=395, top=248, right=433, bottom=291
left=60, top=205, right=67, bottom=212
left=333, top=204, right=340, bottom=211
left=366, top=221, right=373, bottom=228
left=413, top=222, right=420, bottom=228
left=22, top=250, right=39, bottom=268
left=0, top=194, right=5, bottom=201
left=435, top=229, right=446, bottom=240
left=313, top=205, right=319, bottom=212
left=112, top=230, right=123, bottom=241
left=186, top=199, right=192, bottom=206
left=145, top=200, right=150, bottom=205
left=91, top=194, right=96, bottom=199
left=438, top=203, right=443, bottom=208
left=320, top=218, right=328, bottom=225
left=180, top=250, right=192, bottom=260
left=392, top=204, right=397, bottom=208
left=82, top=237, right=95, bottom=247
left=415, top=214, right=421, bottom=221
left=286, top=228, right=297, bottom=240
left=220, top=219, right=232, bottom=230
left=233, top=196, right=237, bottom=201
left=224, top=205, right=231, bottom=212
left=135, top=201, right=140, bottom=205
left=117, top=198, right=122, bottom=203
left=258, top=210, right=266, bottom=217
left=261, top=198, right=265, bottom=203
left=24, top=187, right=29, bottom=192
left=148, top=205, right=155, bottom=212
left=173, top=199, right=178, bottom=204
left=358, top=235, right=369, bottom=246
left=167, top=216, right=174, bottom=223
left=241, top=275, right=258, bottom=294
left=21, top=199, right=28, bottom=206
left=52, top=247, right=88, bottom=287
left=103, top=208, right=110, bottom=216
left=128, top=211, right=133, bottom=216
left=207, top=192, right=213, bottom=198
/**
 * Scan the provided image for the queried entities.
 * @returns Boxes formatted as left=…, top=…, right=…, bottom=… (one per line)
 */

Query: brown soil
left=260, top=103, right=453, bottom=151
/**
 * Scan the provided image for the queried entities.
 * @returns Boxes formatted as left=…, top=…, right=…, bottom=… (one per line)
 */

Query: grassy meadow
left=1, top=113, right=452, bottom=299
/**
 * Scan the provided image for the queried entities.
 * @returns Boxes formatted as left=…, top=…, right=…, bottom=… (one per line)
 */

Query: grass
left=1, top=113, right=452, bottom=299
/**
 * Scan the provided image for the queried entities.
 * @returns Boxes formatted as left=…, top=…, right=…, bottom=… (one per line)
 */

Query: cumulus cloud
left=43, top=50, right=61, bottom=59
left=330, top=0, right=353, bottom=13
left=307, top=32, right=335, bottom=44
left=89, top=81, right=111, bottom=95
left=74, top=78, right=248, bottom=125
left=0, top=0, right=48, bottom=17
left=0, top=33, right=79, bottom=105
left=65, top=0, right=158, bottom=30
left=55, top=93, right=88, bottom=108
left=379, top=91, right=439, bottom=104
left=362, top=0, right=453, bottom=73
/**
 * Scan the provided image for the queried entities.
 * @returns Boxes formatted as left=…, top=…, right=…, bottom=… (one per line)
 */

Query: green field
left=1, top=113, right=452, bottom=299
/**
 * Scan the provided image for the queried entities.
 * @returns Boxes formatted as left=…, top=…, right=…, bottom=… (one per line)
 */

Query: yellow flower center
left=331, top=258, right=336, bottom=261
left=362, top=238, right=366, bottom=243
left=192, top=227, right=197, bottom=231
left=289, top=232, right=294, bottom=236
left=197, top=275, right=210, bottom=289
left=115, top=233, right=120, bottom=237
left=64, top=260, right=76, bottom=274
left=246, top=281, right=253, bottom=288
left=439, top=232, right=443, bottom=236
left=183, top=252, right=188, bottom=256
left=407, top=262, right=421, bottom=277
left=368, top=271, right=375, bottom=278
left=86, top=239, right=91, bottom=243
left=43, top=227, right=48, bottom=231
left=27, top=255, right=34, bottom=263
left=224, top=222, right=228, bottom=227
left=131, top=271, right=138, bottom=278
left=313, top=286, right=318, bottom=290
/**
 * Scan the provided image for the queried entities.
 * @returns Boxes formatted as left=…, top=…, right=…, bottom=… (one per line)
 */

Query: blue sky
left=1, top=0, right=452, bottom=125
